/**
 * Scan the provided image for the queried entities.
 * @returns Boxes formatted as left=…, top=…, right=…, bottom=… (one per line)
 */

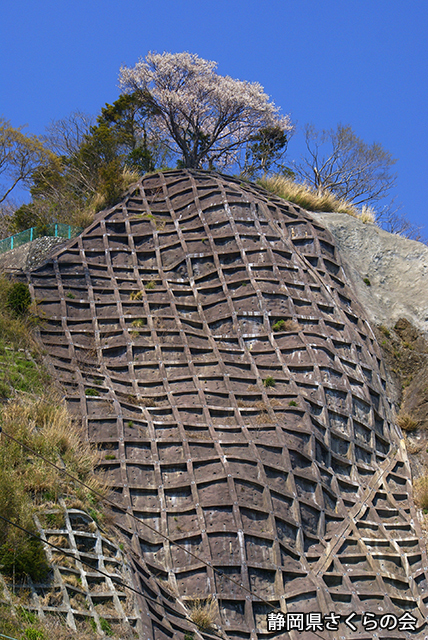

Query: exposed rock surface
left=309, top=212, right=428, bottom=336
left=24, top=170, right=428, bottom=639
left=0, top=236, right=67, bottom=273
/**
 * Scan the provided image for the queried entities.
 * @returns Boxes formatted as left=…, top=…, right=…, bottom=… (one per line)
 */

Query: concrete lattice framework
left=28, top=170, right=428, bottom=639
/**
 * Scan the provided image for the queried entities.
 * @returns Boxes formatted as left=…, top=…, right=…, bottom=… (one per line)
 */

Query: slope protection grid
left=26, top=170, right=428, bottom=639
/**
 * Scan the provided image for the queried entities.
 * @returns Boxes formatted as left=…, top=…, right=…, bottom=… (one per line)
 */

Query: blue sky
left=1, top=0, right=427, bottom=234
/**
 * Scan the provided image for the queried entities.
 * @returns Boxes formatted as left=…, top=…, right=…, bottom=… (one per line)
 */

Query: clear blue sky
left=1, top=0, right=427, bottom=233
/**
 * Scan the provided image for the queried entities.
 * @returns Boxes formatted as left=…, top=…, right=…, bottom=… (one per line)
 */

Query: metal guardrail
left=0, top=223, right=83, bottom=255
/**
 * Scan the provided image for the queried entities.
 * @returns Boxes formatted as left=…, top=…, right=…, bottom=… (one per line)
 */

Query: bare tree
left=119, top=51, right=293, bottom=170
left=294, top=124, right=397, bottom=206
left=43, top=111, right=95, bottom=156
left=0, top=118, right=54, bottom=204
left=375, top=201, right=427, bottom=243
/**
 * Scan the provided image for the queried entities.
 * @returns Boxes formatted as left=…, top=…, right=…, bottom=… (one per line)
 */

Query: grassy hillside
left=0, top=277, right=106, bottom=640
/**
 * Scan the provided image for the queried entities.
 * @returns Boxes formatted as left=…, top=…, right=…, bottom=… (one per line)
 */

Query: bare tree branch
left=294, top=124, right=397, bottom=206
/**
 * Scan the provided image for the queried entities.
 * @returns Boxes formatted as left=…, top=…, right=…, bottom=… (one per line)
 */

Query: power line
left=0, top=513, right=165, bottom=609
left=0, top=513, right=226, bottom=640
left=0, top=507, right=330, bottom=640
left=0, top=428, right=287, bottom=616
left=0, top=427, right=330, bottom=640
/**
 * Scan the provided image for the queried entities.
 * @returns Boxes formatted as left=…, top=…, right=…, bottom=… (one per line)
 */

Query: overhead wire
left=0, top=427, right=298, bottom=623
left=0, top=512, right=227, bottom=640
left=0, top=511, right=329, bottom=640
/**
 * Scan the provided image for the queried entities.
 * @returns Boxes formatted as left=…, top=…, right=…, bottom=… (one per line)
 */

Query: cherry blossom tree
left=119, top=52, right=293, bottom=170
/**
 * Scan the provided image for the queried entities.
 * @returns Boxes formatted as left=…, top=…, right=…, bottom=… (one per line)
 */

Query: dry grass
left=48, top=535, right=69, bottom=548
left=397, top=412, right=418, bottom=432
left=0, top=393, right=106, bottom=501
left=0, top=391, right=108, bottom=581
left=257, top=175, right=378, bottom=223
left=255, top=411, right=274, bottom=425
left=272, top=318, right=299, bottom=332
left=130, top=290, right=144, bottom=301
left=257, top=175, right=358, bottom=214
left=414, top=476, right=428, bottom=511
left=61, top=573, right=82, bottom=588
left=72, top=207, right=96, bottom=230
left=359, top=204, right=377, bottom=223
left=187, top=596, right=217, bottom=631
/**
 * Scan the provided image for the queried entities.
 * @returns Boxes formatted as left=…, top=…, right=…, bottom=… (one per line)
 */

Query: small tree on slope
left=119, top=51, right=293, bottom=171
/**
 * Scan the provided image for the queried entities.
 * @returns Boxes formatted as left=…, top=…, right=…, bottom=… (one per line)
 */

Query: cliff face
left=308, top=212, right=428, bottom=337
left=25, top=170, right=428, bottom=639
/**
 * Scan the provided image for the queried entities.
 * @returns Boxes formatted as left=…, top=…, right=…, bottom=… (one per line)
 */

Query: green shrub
left=263, top=376, right=276, bottom=388
left=7, top=282, right=32, bottom=316
left=0, top=534, right=50, bottom=582
left=272, top=319, right=286, bottom=332
left=85, top=388, right=99, bottom=396
left=131, top=318, right=146, bottom=328
left=18, top=608, right=37, bottom=624
left=99, top=617, right=113, bottom=636
left=379, top=325, right=390, bottom=338
left=25, top=627, right=46, bottom=640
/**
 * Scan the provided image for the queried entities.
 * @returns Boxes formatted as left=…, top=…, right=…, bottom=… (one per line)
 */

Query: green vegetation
left=0, top=118, right=53, bottom=206
left=131, top=318, right=146, bottom=328
left=272, top=319, right=286, bottom=332
left=0, top=276, right=105, bottom=589
left=263, top=376, right=276, bottom=388
left=145, top=280, right=156, bottom=290
left=24, top=628, right=46, bottom=640
left=272, top=318, right=299, bottom=333
left=7, top=282, right=32, bottom=315
left=0, top=391, right=106, bottom=580
left=288, top=400, right=298, bottom=407
left=0, top=605, right=51, bottom=640
left=85, top=388, right=99, bottom=396
left=130, top=290, right=144, bottom=301
left=363, top=277, right=371, bottom=286
left=0, top=278, right=50, bottom=400
left=99, top=618, right=113, bottom=636
left=379, top=325, right=391, bottom=338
